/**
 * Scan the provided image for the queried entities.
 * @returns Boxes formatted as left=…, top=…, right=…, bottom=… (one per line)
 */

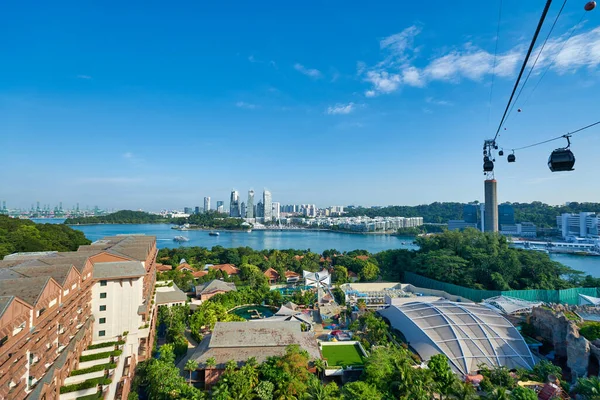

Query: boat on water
left=173, top=235, right=189, bottom=242
left=209, top=231, right=220, bottom=236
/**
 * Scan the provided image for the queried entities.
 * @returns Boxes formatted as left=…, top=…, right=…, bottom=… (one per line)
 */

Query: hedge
left=87, top=340, right=125, bottom=350
left=80, top=350, right=122, bottom=362
left=70, top=362, right=117, bottom=376
left=76, top=391, right=103, bottom=400
left=60, top=377, right=112, bottom=394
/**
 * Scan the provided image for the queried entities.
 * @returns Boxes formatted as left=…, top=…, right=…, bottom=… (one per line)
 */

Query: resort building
left=195, top=280, right=236, bottom=301
left=208, top=264, right=240, bottom=276
left=263, top=268, right=280, bottom=285
left=0, top=235, right=158, bottom=400
left=557, top=212, right=600, bottom=239
left=154, top=282, right=188, bottom=308
left=189, top=321, right=320, bottom=386
left=378, top=300, right=536, bottom=376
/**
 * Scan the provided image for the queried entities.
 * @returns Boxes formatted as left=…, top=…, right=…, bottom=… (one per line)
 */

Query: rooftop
left=155, top=283, right=188, bottom=305
left=0, top=276, right=51, bottom=306
left=93, top=261, right=146, bottom=279
left=0, top=295, right=14, bottom=319
left=195, top=280, right=236, bottom=295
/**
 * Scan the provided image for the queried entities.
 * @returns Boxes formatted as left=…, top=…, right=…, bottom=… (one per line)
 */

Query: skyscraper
left=256, top=201, right=264, bottom=218
left=498, top=203, right=515, bottom=227
left=194, top=206, right=200, bottom=214
left=263, top=190, right=272, bottom=222
left=247, top=190, right=255, bottom=218
left=272, top=202, right=281, bottom=220
left=463, top=204, right=478, bottom=225
left=230, top=190, right=240, bottom=217
left=241, top=202, right=246, bottom=218
left=216, top=201, right=224, bottom=214
left=484, top=180, right=498, bottom=232
left=204, top=197, right=211, bottom=213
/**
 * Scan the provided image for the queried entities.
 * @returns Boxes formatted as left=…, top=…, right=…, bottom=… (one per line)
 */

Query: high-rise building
left=256, top=201, right=264, bottom=218
left=204, top=197, right=211, bottom=213
left=484, top=180, right=498, bottom=232
left=216, top=201, right=224, bottom=214
left=247, top=190, right=255, bottom=218
left=263, top=190, right=272, bottom=222
left=241, top=202, right=247, bottom=218
left=463, top=204, right=479, bottom=225
left=184, top=207, right=193, bottom=214
left=230, top=190, right=240, bottom=217
left=498, top=203, right=515, bottom=227
left=272, top=202, right=281, bottom=220
left=194, top=206, right=200, bottom=214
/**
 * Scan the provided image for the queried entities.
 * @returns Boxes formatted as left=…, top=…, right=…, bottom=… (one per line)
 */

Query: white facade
left=557, top=212, right=599, bottom=239
left=263, top=190, right=272, bottom=221
left=91, top=276, right=145, bottom=342
left=204, top=197, right=211, bottom=213
left=272, top=202, right=281, bottom=220
left=247, top=190, right=255, bottom=218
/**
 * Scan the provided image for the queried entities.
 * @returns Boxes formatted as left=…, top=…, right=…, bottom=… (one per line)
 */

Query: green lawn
left=321, top=344, right=365, bottom=367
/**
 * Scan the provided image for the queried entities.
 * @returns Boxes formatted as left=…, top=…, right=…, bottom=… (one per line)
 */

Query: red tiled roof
left=176, top=263, right=194, bottom=272
left=210, top=264, right=240, bottom=275
left=355, top=255, right=369, bottom=261
left=156, top=264, right=173, bottom=272
left=285, top=270, right=300, bottom=278
left=264, top=268, right=280, bottom=280
left=193, top=270, right=208, bottom=278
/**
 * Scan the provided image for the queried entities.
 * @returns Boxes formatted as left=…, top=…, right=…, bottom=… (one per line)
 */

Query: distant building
left=256, top=201, right=264, bottom=218
left=195, top=280, right=236, bottom=301
left=230, top=190, right=240, bottom=218
left=216, top=201, right=224, bottom=214
left=184, top=207, right=193, bottom=214
left=463, top=204, right=478, bottom=224
left=272, top=202, right=281, bottom=220
left=263, top=190, right=272, bottom=222
left=204, top=197, right=211, bottom=213
left=194, top=206, right=200, bottom=214
left=557, top=212, right=600, bottom=239
left=240, top=202, right=246, bottom=219
left=500, top=222, right=537, bottom=238
left=498, top=203, right=515, bottom=228
left=448, top=220, right=478, bottom=231
left=247, top=190, right=255, bottom=218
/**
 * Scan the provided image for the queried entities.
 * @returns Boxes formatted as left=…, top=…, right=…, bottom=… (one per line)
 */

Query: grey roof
left=378, top=300, right=536, bottom=376
left=283, top=301, right=298, bottom=310
left=0, top=296, right=14, bottom=319
left=191, top=321, right=321, bottom=368
left=155, top=284, right=188, bottom=305
left=3, top=251, right=58, bottom=260
left=11, top=263, right=75, bottom=285
left=0, top=276, right=51, bottom=306
left=92, top=261, right=146, bottom=279
left=195, top=280, right=236, bottom=295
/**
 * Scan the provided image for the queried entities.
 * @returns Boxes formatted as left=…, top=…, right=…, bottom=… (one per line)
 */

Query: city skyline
left=2, top=1, right=600, bottom=209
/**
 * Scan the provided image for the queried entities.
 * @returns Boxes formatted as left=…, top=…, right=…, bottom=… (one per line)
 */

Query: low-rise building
left=209, top=264, right=240, bottom=276
left=195, top=280, right=236, bottom=301
left=557, top=212, right=600, bottom=239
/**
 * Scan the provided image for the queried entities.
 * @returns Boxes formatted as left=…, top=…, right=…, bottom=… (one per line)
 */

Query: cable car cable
left=522, top=11, right=587, bottom=106
left=506, top=0, right=568, bottom=120
left=509, top=119, right=600, bottom=151
left=493, top=0, right=553, bottom=142
left=488, top=0, right=504, bottom=126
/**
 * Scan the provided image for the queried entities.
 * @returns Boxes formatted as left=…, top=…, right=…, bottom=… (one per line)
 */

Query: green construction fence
left=403, top=272, right=600, bottom=305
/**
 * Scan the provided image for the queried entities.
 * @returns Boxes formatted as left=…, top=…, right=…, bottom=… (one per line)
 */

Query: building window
left=99, top=318, right=106, bottom=324
left=99, top=330, right=106, bottom=337
left=100, top=293, right=107, bottom=299
left=100, top=280, right=107, bottom=286
left=0, top=336, right=7, bottom=347
left=99, top=305, right=106, bottom=311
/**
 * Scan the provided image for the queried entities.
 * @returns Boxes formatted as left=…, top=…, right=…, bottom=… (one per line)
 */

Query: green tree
left=359, top=261, right=379, bottom=281
left=427, top=354, right=456, bottom=399
left=159, top=343, right=176, bottom=364
left=485, top=387, right=510, bottom=400
left=332, top=266, right=348, bottom=284
left=206, top=357, right=216, bottom=369
left=451, top=381, right=477, bottom=400
left=574, top=376, right=600, bottom=399
left=184, top=359, right=198, bottom=385
left=341, top=381, right=383, bottom=400
left=509, top=386, right=537, bottom=400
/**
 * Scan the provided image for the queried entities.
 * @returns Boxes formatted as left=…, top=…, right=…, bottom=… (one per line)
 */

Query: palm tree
left=205, top=357, right=217, bottom=369
left=574, top=376, right=600, bottom=399
left=304, top=377, right=327, bottom=400
left=313, top=359, right=325, bottom=379
left=451, top=381, right=477, bottom=400
left=485, top=387, right=510, bottom=400
left=184, top=359, right=198, bottom=385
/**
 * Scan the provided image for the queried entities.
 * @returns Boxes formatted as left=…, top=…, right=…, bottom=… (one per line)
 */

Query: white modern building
left=500, top=222, right=537, bottom=238
left=263, top=190, right=272, bottom=222
left=204, top=197, right=210, bottom=213
left=247, top=190, right=255, bottom=218
left=557, top=212, right=599, bottom=239
left=272, top=202, right=280, bottom=220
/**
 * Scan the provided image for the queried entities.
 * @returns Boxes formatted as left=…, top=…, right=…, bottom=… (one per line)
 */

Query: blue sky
left=1, top=1, right=599, bottom=210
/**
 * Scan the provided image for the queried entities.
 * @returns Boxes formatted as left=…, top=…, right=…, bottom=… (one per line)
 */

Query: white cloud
left=76, top=75, right=92, bottom=80
left=294, top=63, right=322, bottom=79
left=326, top=102, right=356, bottom=115
left=360, top=25, right=600, bottom=96
left=235, top=101, right=258, bottom=109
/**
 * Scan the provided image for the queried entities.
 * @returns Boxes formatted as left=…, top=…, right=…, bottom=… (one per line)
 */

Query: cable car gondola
left=483, top=159, right=494, bottom=172
left=548, top=137, right=575, bottom=172
left=498, top=149, right=504, bottom=156
left=507, top=153, right=516, bottom=163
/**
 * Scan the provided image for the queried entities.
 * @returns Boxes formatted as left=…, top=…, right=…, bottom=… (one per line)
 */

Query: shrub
left=87, top=340, right=125, bottom=350
left=70, top=362, right=117, bottom=376
left=74, top=391, right=103, bottom=400
left=60, top=377, right=112, bottom=393
left=580, top=322, right=600, bottom=341
left=80, top=350, right=122, bottom=362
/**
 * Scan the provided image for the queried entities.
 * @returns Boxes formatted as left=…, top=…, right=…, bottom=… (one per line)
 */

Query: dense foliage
left=376, top=228, right=580, bottom=290
left=65, top=210, right=169, bottom=224
left=0, top=215, right=90, bottom=259
left=174, top=210, right=248, bottom=230
left=344, top=201, right=600, bottom=228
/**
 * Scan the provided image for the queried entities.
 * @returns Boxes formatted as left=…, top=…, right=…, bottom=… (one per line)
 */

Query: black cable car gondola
left=483, top=159, right=494, bottom=172
left=507, top=153, right=516, bottom=163
left=498, top=149, right=504, bottom=156
left=548, top=136, right=575, bottom=172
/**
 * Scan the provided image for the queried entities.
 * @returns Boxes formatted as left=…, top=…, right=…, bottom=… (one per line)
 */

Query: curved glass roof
left=378, top=300, right=536, bottom=376
left=483, top=295, right=542, bottom=315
